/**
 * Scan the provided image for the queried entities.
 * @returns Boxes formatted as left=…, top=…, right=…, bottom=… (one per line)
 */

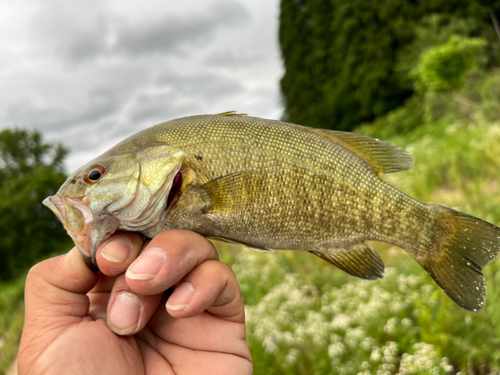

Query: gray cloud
left=125, top=71, right=243, bottom=123
left=29, top=1, right=110, bottom=62
left=158, top=71, right=243, bottom=97
left=128, top=91, right=181, bottom=123
left=205, top=49, right=263, bottom=68
left=4, top=80, right=132, bottom=132
left=113, top=0, right=251, bottom=57
left=27, top=0, right=251, bottom=63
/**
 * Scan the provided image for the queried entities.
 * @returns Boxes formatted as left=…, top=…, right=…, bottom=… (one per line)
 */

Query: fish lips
left=43, top=194, right=115, bottom=270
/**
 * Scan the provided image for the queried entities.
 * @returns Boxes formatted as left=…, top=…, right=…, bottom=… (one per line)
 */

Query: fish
left=43, top=111, right=500, bottom=312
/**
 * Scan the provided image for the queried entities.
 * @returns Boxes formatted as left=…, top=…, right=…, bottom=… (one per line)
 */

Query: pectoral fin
left=193, top=171, right=263, bottom=212
left=310, top=243, right=385, bottom=280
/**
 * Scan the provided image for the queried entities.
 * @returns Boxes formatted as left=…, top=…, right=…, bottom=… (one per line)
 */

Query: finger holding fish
left=84, top=232, right=145, bottom=320
left=102, top=230, right=225, bottom=335
left=95, top=231, right=145, bottom=276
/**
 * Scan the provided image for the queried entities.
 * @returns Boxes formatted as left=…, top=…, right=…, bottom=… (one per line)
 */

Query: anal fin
left=310, top=243, right=385, bottom=280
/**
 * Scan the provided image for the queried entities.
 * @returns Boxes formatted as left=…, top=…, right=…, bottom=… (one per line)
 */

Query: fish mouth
left=43, top=195, right=94, bottom=260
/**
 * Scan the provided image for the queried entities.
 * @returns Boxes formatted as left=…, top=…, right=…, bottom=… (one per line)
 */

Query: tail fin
left=415, top=205, right=500, bottom=312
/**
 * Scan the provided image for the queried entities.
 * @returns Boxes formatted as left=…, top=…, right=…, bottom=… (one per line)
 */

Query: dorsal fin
left=218, top=111, right=248, bottom=117
left=300, top=126, right=414, bottom=176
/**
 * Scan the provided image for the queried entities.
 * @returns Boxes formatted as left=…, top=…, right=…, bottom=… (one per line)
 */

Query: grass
left=0, top=276, right=25, bottom=375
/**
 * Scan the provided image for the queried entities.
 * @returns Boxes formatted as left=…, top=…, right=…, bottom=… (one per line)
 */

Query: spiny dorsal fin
left=310, top=243, right=385, bottom=280
left=303, top=127, right=414, bottom=176
left=218, top=111, right=248, bottom=117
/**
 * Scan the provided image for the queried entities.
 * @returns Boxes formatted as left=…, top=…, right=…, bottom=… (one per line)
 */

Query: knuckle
left=204, top=260, right=234, bottom=278
left=25, top=258, right=51, bottom=285
left=153, top=230, right=216, bottom=257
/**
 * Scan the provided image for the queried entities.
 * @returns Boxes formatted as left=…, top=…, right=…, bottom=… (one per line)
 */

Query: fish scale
left=44, top=112, right=500, bottom=312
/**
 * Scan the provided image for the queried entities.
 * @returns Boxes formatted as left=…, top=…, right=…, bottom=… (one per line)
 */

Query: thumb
left=23, top=247, right=98, bottom=330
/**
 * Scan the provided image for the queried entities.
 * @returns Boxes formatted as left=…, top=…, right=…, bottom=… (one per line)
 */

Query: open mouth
left=43, top=194, right=94, bottom=258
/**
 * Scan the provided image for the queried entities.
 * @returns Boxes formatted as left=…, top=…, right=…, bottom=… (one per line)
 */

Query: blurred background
left=1, top=0, right=500, bottom=374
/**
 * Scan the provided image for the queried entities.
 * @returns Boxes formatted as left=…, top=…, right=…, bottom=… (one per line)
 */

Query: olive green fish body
left=137, top=115, right=434, bottom=254
left=44, top=113, right=500, bottom=312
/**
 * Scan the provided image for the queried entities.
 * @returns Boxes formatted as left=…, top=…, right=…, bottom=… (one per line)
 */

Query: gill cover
left=112, top=146, right=185, bottom=231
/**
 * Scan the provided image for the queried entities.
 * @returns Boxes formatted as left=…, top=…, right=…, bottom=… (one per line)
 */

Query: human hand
left=18, top=230, right=252, bottom=375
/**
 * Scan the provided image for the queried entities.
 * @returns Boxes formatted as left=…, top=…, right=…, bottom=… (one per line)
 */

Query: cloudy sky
left=1, top=0, right=283, bottom=171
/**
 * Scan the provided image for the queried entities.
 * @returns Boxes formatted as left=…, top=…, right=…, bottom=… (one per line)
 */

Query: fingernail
left=101, top=238, right=132, bottom=263
left=126, top=248, right=166, bottom=280
left=108, top=292, right=141, bottom=335
left=166, top=283, right=195, bottom=311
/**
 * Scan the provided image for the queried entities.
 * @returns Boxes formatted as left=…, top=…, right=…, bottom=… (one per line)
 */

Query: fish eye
left=85, top=165, right=106, bottom=184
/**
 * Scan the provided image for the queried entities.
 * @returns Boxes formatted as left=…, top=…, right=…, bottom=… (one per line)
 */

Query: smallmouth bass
left=44, top=112, right=500, bottom=311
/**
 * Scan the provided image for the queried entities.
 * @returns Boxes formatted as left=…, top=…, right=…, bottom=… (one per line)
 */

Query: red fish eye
left=85, top=165, right=106, bottom=183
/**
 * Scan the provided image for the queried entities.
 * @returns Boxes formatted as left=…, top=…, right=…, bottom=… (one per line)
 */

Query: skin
left=18, top=230, right=253, bottom=375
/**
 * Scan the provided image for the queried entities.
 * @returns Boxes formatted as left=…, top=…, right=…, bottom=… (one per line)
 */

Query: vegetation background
left=2, top=1, right=500, bottom=374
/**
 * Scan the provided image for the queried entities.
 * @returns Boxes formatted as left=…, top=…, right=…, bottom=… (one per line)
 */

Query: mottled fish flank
left=44, top=112, right=500, bottom=311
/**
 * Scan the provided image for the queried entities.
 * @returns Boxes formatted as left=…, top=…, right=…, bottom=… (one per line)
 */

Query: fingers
left=95, top=231, right=145, bottom=276
left=105, top=274, right=163, bottom=335
left=105, top=230, right=222, bottom=335
left=125, top=230, right=219, bottom=295
left=166, top=260, right=244, bottom=323
left=105, top=260, right=244, bottom=336
left=143, top=260, right=248, bottom=362
left=87, top=232, right=145, bottom=318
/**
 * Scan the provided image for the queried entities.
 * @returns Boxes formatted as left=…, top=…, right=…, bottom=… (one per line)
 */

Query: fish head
left=43, top=145, right=185, bottom=268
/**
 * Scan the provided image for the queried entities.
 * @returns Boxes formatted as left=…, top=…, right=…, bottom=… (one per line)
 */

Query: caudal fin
left=415, top=205, right=500, bottom=312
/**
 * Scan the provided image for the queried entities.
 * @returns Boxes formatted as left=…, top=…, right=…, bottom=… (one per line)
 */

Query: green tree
left=279, top=0, right=500, bottom=131
left=0, top=128, right=71, bottom=281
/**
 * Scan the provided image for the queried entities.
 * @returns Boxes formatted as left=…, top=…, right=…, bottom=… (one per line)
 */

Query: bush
left=413, top=36, right=487, bottom=93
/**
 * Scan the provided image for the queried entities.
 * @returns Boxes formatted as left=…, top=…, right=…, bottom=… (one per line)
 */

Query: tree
left=279, top=0, right=500, bottom=131
left=0, top=128, right=71, bottom=281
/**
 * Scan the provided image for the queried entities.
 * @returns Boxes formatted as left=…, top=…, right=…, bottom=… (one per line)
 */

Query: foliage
left=413, top=36, right=487, bottom=93
left=0, top=128, right=72, bottom=281
left=279, top=0, right=499, bottom=131
left=0, top=276, right=25, bottom=375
